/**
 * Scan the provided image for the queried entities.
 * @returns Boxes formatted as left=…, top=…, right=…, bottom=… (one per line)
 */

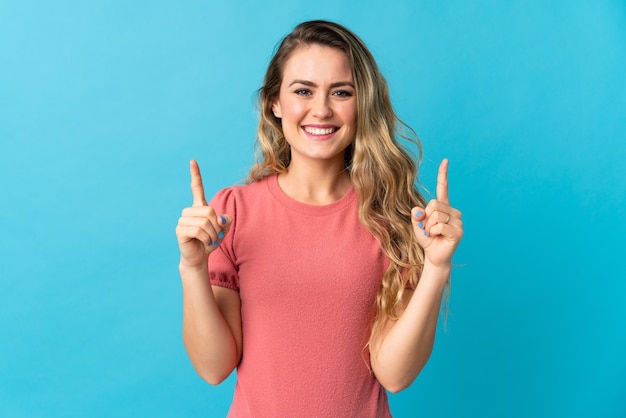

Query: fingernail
left=423, top=230, right=428, bottom=236
left=220, top=216, right=226, bottom=224
left=415, top=211, right=423, bottom=217
left=218, top=231, right=225, bottom=239
left=418, top=222, right=423, bottom=229
left=213, top=241, right=219, bottom=246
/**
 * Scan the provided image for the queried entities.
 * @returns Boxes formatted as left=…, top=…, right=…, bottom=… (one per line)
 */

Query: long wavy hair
left=248, top=20, right=428, bottom=349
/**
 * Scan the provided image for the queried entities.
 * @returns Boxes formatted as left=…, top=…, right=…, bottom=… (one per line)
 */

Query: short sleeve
left=208, top=187, right=239, bottom=291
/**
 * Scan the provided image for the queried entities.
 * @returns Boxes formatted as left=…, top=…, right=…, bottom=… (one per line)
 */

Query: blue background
left=1, top=1, right=625, bottom=417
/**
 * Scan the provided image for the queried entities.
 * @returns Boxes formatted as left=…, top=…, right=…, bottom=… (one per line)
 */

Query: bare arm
left=370, top=263, right=449, bottom=393
left=371, top=159, right=463, bottom=393
left=176, top=160, right=242, bottom=384
left=180, top=265, right=242, bottom=384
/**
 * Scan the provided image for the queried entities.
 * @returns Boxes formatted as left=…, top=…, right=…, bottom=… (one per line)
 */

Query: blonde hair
left=248, top=20, right=428, bottom=348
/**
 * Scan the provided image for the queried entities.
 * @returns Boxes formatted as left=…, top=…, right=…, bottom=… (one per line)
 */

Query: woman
left=176, top=20, right=463, bottom=417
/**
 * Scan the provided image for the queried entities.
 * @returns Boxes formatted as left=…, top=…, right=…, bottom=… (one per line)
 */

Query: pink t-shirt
left=209, top=175, right=392, bottom=418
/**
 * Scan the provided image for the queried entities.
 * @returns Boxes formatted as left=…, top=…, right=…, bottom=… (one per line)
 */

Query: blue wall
left=1, top=1, right=624, bottom=417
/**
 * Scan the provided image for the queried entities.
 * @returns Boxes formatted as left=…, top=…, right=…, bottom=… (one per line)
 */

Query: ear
left=271, top=99, right=282, bottom=118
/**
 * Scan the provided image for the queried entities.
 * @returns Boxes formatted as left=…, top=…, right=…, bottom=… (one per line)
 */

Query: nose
left=312, top=95, right=333, bottom=119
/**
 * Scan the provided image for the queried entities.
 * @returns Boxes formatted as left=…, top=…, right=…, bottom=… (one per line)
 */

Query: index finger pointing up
left=190, top=160, right=207, bottom=207
left=436, top=158, right=450, bottom=204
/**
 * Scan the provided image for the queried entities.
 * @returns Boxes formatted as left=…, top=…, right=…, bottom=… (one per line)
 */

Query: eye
left=333, top=90, right=353, bottom=97
left=294, top=88, right=312, bottom=96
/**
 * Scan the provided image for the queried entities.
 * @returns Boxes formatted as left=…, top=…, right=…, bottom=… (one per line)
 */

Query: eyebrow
left=288, top=79, right=355, bottom=89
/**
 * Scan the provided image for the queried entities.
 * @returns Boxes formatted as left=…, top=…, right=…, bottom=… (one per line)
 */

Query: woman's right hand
left=176, top=160, right=231, bottom=269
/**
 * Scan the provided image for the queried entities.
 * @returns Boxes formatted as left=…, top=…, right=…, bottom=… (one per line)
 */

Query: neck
left=278, top=158, right=351, bottom=205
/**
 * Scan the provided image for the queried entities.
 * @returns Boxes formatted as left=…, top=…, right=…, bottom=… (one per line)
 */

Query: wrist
left=179, top=260, right=208, bottom=276
left=423, top=257, right=451, bottom=273
left=421, top=260, right=452, bottom=285
left=179, top=261, right=212, bottom=297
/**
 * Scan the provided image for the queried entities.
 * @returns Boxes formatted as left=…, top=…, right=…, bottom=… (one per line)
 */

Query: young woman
left=176, top=20, right=463, bottom=417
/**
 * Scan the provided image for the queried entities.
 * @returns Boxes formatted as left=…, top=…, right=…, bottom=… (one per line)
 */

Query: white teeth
left=304, top=127, right=336, bottom=135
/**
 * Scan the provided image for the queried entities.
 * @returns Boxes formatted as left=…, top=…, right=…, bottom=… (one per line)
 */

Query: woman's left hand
left=412, top=159, right=464, bottom=269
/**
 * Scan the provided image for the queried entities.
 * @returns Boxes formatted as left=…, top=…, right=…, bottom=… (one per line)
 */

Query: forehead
left=281, top=44, right=353, bottom=83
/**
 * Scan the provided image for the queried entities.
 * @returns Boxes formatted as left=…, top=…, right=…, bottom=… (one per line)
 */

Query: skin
left=176, top=160, right=242, bottom=384
left=272, top=44, right=356, bottom=204
left=175, top=45, right=464, bottom=391
left=369, top=158, right=463, bottom=392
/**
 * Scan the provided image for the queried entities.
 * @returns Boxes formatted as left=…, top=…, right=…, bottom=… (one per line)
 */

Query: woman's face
left=272, top=44, right=356, bottom=169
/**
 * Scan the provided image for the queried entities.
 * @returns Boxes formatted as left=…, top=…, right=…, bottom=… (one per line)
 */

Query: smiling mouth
left=303, top=126, right=339, bottom=135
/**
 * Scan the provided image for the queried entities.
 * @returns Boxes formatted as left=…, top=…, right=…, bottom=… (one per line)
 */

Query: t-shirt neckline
left=267, top=174, right=356, bottom=216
